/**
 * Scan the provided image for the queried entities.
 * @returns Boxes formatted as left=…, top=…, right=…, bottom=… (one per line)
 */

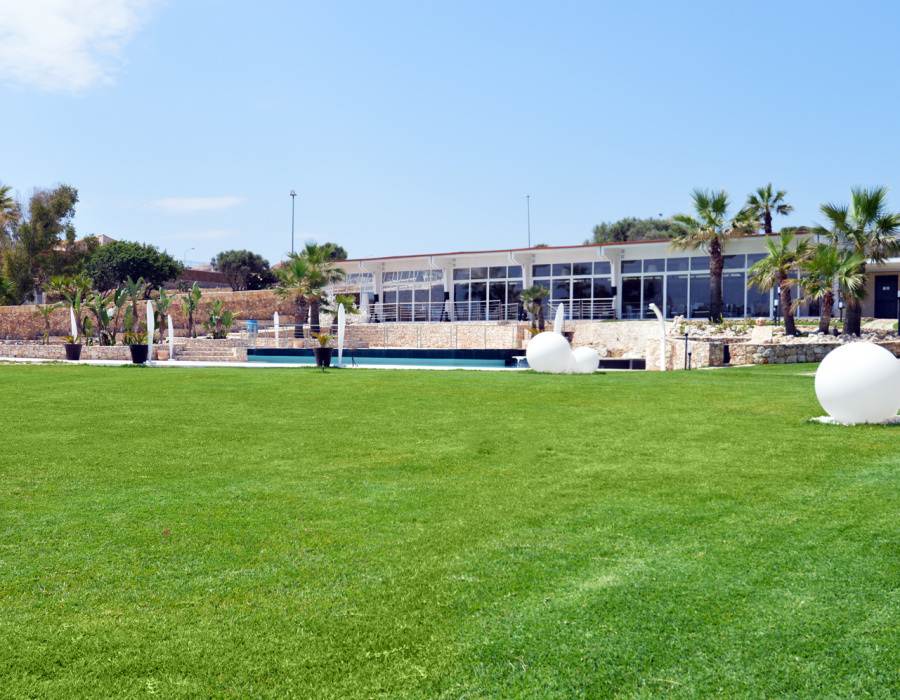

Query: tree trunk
left=781, top=279, right=797, bottom=336
left=843, top=261, right=866, bottom=336
left=764, top=211, right=773, bottom=234
left=818, top=291, right=834, bottom=334
left=709, top=239, right=724, bottom=322
left=845, top=300, right=863, bottom=336
left=310, top=299, right=321, bottom=335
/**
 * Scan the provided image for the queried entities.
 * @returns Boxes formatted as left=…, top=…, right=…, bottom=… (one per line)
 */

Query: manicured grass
left=1, top=364, right=898, bottom=699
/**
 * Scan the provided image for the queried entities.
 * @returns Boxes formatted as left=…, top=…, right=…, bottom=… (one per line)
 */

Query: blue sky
left=3, top=0, right=900, bottom=266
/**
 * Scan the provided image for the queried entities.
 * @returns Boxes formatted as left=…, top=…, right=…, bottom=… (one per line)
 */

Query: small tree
left=520, top=285, right=550, bottom=331
left=811, top=186, right=900, bottom=336
left=274, top=242, right=345, bottom=334
left=180, top=282, right=202, bottom=338
left=746, top=183, right=793, bottom=234
left=202, top=299, right=239, bottom=339
left=85, top=240, right=183, bottom=293
left=322, top=293, right=361, bottom=333
left=1, top=184, right=80, bottom=303
left=151, top=287, right=179, bottom=343
left=800, top=245, right=867, bottom=334
left=32, top=302, right=62, bottom=344
left=671, top=189, right=759, bottom=321
left=45, top=274, right=93, bottom=337
left=211, top=250, right=278, bottom=291
left=748, top=231, right=813, bottom=336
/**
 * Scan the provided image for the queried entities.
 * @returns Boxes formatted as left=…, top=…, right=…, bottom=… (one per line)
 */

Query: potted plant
left=312, top=332, right=334, bottom=369
left=62, top=334, right=82, bottom=361
left=122, top=318, right=150, bottom=365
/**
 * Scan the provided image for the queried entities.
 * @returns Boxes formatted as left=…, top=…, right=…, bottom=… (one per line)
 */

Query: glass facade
left=381, top=269, right=444, bottom=321
left=364, top=244, right=785, bottom=322
left=453, top=266, right=523, bottom=320
left=620, top=255, right=774, bottom=320
left=532, top=262, right=615, bottom=319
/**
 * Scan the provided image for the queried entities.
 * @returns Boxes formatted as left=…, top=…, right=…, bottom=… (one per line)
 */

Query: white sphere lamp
left=814, top=342, right=900, bottom=424
left=526, top=331, right=574, bottom=374
left=571, top=346, right=600, bottom=374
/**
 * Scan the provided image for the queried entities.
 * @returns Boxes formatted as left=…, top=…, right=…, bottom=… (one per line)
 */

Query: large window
left=381, top=269, right=444, bottom=321
left=618, top=254, right=774, bottom=320
left=533, top=262, right=615, bottom=319
left=453, top=266, right=523, bottom=320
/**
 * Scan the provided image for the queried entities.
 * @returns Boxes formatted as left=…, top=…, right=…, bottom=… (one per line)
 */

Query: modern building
left=332, top=234, right=900, bottom=323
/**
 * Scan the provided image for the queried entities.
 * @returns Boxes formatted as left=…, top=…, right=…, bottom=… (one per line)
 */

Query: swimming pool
left=247, top=348, right=522, bottom=368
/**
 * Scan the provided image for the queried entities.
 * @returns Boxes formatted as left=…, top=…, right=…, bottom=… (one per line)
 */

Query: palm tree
left=746, top=183, right=793, bottom=234
left=748, top=231, right=813, bottom=336
left=811, top=186, right=900, bottom=336
left=0, top=275, right=16, bottom=306
left=671, top=189, right=759, bottom=321
left=275, top=241, right=345, bottom=334
left=800, top=245, right=867, bottom=334
left=520, top=285, right=550, bottom=331
left=0, top=184, right=17, bottom=232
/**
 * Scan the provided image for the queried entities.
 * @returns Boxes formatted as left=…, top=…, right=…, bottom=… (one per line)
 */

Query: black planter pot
left=64, top=343, right=82, bottom=361
left=313, top=346, right=334, bottom=368
left=129, top=344, right=149, bottom=364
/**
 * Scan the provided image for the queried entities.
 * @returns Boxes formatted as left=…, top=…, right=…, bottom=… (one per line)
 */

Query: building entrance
left=874, top=274, right=898, bottom=319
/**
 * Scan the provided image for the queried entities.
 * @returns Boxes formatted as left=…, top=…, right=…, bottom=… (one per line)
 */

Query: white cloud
left=0, top=0, right=157, bottom=93
left=152, top=197, right=248, bottom=213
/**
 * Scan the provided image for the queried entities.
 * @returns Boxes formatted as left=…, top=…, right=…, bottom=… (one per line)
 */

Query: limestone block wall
left=569, top=320, right=659, bottom=358
left=645, top=338, right=721, bottom=371
left=730, top=341, right=900, bottom=365
left=0, top=343, right=169, bottom=361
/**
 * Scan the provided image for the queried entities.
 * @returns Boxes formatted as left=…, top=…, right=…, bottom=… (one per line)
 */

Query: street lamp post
left=773, top=294, right=779, bottom=326
left=290, top=190, right=296, bottom=256
left=184, top=247, right=194, bottom=267
left=525, top=195, right=531, bottom=248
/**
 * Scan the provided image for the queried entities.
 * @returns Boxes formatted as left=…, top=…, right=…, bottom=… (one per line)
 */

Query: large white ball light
left=572, top=346, right=600, bottom=374
left=815, top=342, right=900, bottom=424
left=526, top=332, right=573, bottom=374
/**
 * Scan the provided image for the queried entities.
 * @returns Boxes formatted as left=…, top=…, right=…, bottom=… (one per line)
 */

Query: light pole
left=183, top=247, right=194, bottom=267
left=290, top=190, right=296, bottom=256
left=525, top=195, right=531, bottom=248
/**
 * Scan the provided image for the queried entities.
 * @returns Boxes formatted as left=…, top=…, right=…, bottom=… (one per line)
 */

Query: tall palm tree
left=800, top=245, right=867, bottom=334
left=671, top=189, right=759, bottom=321
left=746, top=183, right=793, bottom=234
left=275, top=241, right=345, bottom=334
left=811, top=186, right=900, bottom=336
left=0, top=184, right=17, bottom=233
left=748, top=231, right=813, bottom=336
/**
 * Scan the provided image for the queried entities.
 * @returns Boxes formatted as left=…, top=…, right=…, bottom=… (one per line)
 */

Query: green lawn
left=1, top=364, right=898, bottom=699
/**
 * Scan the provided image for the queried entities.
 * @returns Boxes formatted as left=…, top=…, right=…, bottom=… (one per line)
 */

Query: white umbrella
left=554, top=303, right=565, bottom=334
left=69, top=308, right=78, bottom=339
left=146, top=300, right=154, bottom=365
left=274, top=312, right=280, bottom=348
left=337, top=303, right=346, bottom=366
left=167, top=315, right=175, bottom=361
